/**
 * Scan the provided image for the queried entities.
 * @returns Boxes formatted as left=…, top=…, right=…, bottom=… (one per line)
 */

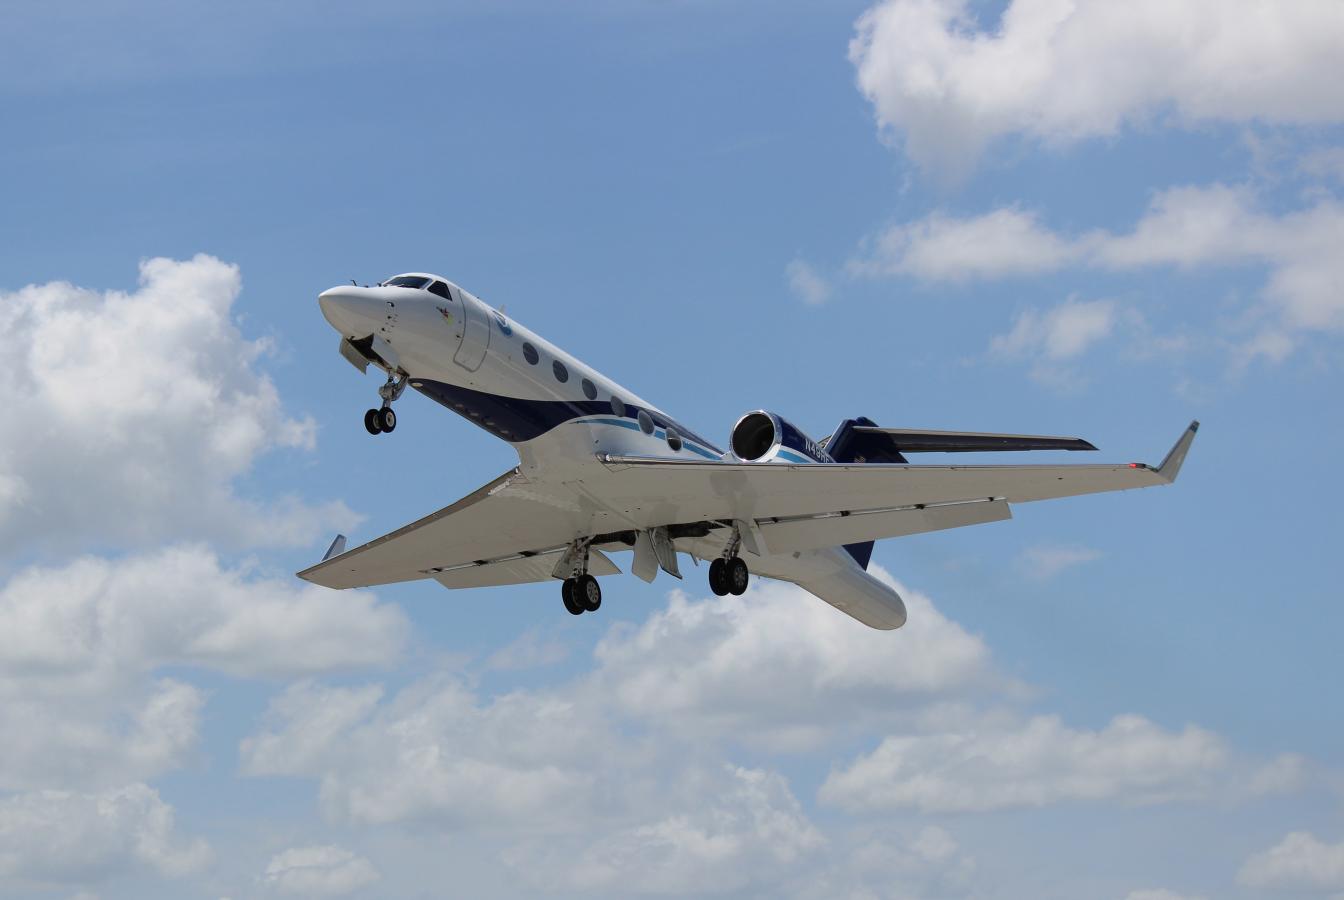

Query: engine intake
left=729, top=410, right=830, bottom=463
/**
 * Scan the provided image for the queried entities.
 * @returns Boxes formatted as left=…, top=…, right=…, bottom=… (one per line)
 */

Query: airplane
left=299, top=272, right=1197, bottom=630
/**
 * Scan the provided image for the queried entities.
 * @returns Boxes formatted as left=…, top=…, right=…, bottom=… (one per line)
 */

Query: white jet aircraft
left=300, top=273, right=1197, bottom=629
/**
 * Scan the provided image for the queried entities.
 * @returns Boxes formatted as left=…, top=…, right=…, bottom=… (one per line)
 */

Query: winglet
left=1152, top=420, right=1199, bottom=483
left=322, top=534, right=348, bottom=562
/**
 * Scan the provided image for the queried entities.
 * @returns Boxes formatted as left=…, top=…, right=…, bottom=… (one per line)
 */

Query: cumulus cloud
left=0, top=545, right=409, bottom=684
left=857, top=185, right=1344, bottom=352
left=590, top=569, right=1001, bottom=750
left=240, top=675, right=615, bottom=829
left=0, top=254, right=356, bottom=552
left=850, top=0, right=1344, bottom=177
left=0, top=546, right=407, bottom=792
left=0, top=784, right=209, bottom=883
left=819, top=713, right=1229, bottom=813
left=0, top=678, right=202, bottom=792
left=1238, top=831, right=1344, bottom=892
left=853, top=208, right=1077, bottom=281
left=263, top=845, right=379, bottom=896
left=511, top=766, right=825, bottom=896
left=237, top=573, right=995, bottom=844
left=795, top=824, right=977, bottom=900
left=785, top=259, right=833, bottom=305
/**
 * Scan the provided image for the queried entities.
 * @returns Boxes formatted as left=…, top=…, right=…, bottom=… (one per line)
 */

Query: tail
left=821, top=417, right=885, bottom=570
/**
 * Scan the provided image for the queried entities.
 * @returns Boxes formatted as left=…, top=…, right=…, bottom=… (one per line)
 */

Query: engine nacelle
left=729, top=410, right=832, bottom=464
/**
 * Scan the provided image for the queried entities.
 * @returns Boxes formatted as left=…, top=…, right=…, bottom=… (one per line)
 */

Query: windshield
left=384, top=275, right=431, bottom=289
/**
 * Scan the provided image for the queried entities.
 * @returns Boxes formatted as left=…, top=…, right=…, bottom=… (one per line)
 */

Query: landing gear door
left=453, top=289, right=490, bottom=372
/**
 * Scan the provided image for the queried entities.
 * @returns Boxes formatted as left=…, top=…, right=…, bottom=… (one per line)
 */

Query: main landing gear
left=562, top=574, right=602, bottom=616
left=708, top=524, right=750, bottom=596
left=364, top=373, right=408, bottom=435
left=555, top=538, right=602, bottom=616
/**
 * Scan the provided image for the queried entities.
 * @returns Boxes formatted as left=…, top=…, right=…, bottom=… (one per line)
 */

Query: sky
left=1, top=0, right=1342, bottom=897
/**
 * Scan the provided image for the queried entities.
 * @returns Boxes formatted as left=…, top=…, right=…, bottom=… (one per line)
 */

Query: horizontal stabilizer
left=853, top=427, right=1097, bottom=454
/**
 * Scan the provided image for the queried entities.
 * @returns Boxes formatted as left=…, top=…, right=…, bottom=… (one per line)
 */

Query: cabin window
left=428, top=281, right=452, bottom=300
left=522, top=342, right=539, bottom=365
left=637, top=410, right=654, bottom=435
left=385, top=275, right=430, bottom=289
left=581, top=377, right=597, bottom=400
left=611, top=395, right=626, bottom=417
left=552, top=360, right=569, bottom=383
left=665, top=427, right=683, bottom=451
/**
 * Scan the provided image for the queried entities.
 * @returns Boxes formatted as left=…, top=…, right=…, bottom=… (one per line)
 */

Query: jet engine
left=729, top=410, right=831, bottom=463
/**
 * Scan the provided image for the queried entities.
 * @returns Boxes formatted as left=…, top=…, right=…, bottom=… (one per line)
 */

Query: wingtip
left=1155, top=421, right=1200, bottom=483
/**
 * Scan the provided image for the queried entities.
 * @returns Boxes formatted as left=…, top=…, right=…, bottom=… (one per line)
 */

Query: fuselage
left=317, top=272, right=907, bottom=629
left=318, top=273, right=721, bottom=475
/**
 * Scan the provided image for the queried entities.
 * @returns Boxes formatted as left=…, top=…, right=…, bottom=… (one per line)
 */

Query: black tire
left=708, top=558, right=729, bottom=596
left=378, top=407, right=397, bottom=433
left=578, top=574, right=602, bottom=612
left=364, top=409, right=382, bottom=435
left=727, top=557, right=749, bottom=596
left=562, top=579, right=583, bottom=615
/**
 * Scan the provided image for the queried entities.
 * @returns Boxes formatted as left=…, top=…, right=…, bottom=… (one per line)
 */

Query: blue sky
left=2, top=1, right=1342, bottom=897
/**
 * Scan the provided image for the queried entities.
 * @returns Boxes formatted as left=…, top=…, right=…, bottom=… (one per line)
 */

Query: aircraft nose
left=318, top=287, right=381, bottom=337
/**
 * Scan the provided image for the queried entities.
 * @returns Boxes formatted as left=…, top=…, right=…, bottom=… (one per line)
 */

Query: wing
left=594, top=421, right=1198, bottom=551
left=298, top=469, right=627, bottom=590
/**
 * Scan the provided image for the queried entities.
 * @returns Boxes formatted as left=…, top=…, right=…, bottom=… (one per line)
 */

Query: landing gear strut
left=708, top=525, right=750, bottom=596
left=555, top=539, right=602, bottom=615
left=365, top=373, right=407, bottom=435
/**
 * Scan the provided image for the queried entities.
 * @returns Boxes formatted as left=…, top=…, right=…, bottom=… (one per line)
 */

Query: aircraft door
left=453, top=289, right=491, bottom=372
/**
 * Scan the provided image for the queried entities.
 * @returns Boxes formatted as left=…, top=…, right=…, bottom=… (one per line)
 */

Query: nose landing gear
left=364, top=373, right=407, bottom=435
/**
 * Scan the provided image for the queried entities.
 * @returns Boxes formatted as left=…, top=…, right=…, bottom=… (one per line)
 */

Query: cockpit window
left=428, top=281, right=452, bottom=300
left=385, top=275, right=431, bottom=289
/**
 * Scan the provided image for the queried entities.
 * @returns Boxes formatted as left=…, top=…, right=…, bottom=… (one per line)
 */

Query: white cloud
left=796, top=824, right=977, bottom=900
left=1018, top=543, right=1103, bottom=580
left=0, top=545, right=407, bottom=791
left=590, top=569, right=1000, bottom=750
left=859, top=185, right=1344, bottom=350
left=990, top=299, right=1118, bottom=362
left=1238, top=831, right=1344, bottom=892
left=819, top=713, right=1228, bottom=813
left=854, top=208, right=1078, bottom=281
left=0, top=254, right=356, bottom=552
left=0, top=545, right=408, bottom=684
left=0, top=784, right=209, bottom=883
left=240, top=675, right=613, bottom=829
left=850, top=0, right=1344, bottom=177
left=511, top=766, right=825, bottom=896
left=0, top=678, right=202, bottom=792
left=263, top=845, right=379, bottom=896
left=785, top=259, right=833, bottom=305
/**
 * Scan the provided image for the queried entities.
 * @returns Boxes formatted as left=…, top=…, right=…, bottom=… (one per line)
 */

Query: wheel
left=377, top=407, right=397, bottom=433
left=727, top=557, right=749, bottom=596
left=708, top=558, right=729, bottom=596
left=577, top=574, right=602, bottom=612
left=364, top=409, right=382, bottom=435
left=561, top=579, right=583, bottom=615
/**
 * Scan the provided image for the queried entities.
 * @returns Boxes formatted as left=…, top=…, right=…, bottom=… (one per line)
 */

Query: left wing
left=594, top=421, right=1198, bottom=549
